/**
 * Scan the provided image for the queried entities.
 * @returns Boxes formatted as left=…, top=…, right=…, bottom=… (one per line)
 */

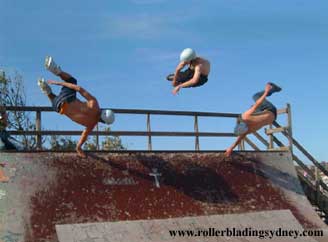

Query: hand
left=76, top=146, right=87, bottom=158
left=176, top=61, right=187, bottom=71
left=172, top=85, right=181, bottom=95
left=224, top=147, right=233, bottom=157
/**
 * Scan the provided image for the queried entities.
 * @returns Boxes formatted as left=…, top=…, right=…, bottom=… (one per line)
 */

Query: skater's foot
left=45, top=56, right=62, bottom=75
left=268, top=82, right=282, bottom=96
left=38, top=78, right=52, bottom=95
left=166, top=74, right=174, bottom=81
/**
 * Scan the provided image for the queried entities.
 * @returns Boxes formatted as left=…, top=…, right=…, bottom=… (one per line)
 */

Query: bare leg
left=252, top=91, right=276, bottom=114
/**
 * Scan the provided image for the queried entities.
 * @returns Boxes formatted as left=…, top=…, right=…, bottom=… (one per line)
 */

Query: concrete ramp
left=0, top=151, right=327, bottom=241
left=55, top=210, right=319, bottom=242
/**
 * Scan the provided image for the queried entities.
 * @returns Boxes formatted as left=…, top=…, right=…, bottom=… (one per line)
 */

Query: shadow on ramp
left=0, top=151, right=326, bottom=241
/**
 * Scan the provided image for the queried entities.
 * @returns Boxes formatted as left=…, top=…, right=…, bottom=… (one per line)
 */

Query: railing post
left=96, top=124, right=99, bottom=150
left=194, top=115, right=200, bottom=151
left=287, top=103, right=293, bottom=154
left=36, top=110, right=42, bottom=150
left=147, top=113, right=152, bottom=151
left=268, top=124, right=274, bottom=150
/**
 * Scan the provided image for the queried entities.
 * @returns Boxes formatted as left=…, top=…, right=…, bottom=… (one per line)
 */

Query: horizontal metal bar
left=8, top=130, right=236, bottom=137
left=268, top=146, right=289, bottom=151
left=265, top=126, right=287, bottom=135
left=5, top=106, right=240, bottom=118
left=4, top=106, right=288, bottom=118
left=277, top=108, right=288, bottom=114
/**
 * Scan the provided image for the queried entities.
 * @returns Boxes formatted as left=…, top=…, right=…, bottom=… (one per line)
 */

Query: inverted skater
left=38, top=56, right=115, bottom=158
left=225, top=82, right=282, bottom=157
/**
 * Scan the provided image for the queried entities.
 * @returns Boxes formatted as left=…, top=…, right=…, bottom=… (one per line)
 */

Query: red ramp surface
left=0, top=151, right=327, bottom=241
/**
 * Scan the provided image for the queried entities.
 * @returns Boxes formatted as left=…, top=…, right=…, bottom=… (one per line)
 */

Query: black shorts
left=176, top=68, right=208, bottom=88
left=52, top=77, right=77, bottom=113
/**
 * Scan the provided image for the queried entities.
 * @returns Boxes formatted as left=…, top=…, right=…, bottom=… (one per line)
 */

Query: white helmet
left=180, top=48, right=196, bottom=62
left=100, top=109, right=115, bottom=124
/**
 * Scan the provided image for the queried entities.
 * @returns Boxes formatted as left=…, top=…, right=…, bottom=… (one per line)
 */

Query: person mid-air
left=166, top=48, right=210, bottom=95
left=38, top=56, right=115, bottom=158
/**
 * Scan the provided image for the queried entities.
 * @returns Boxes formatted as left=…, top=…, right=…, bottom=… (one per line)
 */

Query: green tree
left=101, top=127, right=126, bottom=150
left=84, top=127, right=126, bottom=151
left=0, top=70, right=42, bottom=150
left=49, top=135, right=78, bottom=151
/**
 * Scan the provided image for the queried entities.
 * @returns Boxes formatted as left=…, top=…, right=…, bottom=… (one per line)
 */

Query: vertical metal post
left=96, top=124, right=99, bottom=150
left=36, top=110, right=42, bottom=150
left=194, top=115, right=200, bottom=151
left=240, top=139, right=245, bottom=150
left=268, top=124, right=274, bottom=150
left=147, top=113, right=152, bottom=151
left=287, top=103, right=293, bottom=154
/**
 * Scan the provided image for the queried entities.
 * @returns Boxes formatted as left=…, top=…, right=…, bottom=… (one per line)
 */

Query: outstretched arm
left=242, top=84, right=271, bottom=118
left=47, top=80, right=96, bottom=101
left=76, top=125, right=95, bottom=158
left=225, top=133, right=247, bottom=157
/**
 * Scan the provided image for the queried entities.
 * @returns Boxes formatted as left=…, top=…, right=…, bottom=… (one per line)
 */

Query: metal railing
left=5, top=106, right=241, bottom=151
left=4, top=105, right=291, bottom=151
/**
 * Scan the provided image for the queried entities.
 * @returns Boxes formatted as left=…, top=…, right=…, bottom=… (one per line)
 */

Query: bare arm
left=77, top=126, right=93, bottom=148
left=76, top=125, right=96, bottom=157
left=172, top=66, right=202, bottom=95
left=177, top=66, right=201, bottom=88
left=229, top=133, right=247, bottom=151
left=225, top=133, right=247, bottom=157
left=47, top=80, right=96, bottom=101
left=172, top=61, right=188, bottom=86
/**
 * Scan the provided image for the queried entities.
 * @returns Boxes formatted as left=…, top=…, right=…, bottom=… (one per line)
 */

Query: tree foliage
left=0, top=70, right=40, bottom=150
left=84, top=127, right=126, bottom=151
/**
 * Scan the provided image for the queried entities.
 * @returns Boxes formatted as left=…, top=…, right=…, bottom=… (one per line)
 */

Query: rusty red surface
left=0, top=151, right=325, bottom=242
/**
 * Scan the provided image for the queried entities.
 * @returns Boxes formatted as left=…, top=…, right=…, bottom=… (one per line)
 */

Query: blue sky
left=1, top=0, right=328, bottom=161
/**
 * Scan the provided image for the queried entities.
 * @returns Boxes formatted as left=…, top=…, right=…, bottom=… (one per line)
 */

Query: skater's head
left=180, top=48, right=197, bottom=63
left=99, top=109, right=115, bottom=124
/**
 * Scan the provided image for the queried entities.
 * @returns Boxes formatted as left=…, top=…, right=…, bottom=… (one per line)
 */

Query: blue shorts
left=52, top=77, right=77, bottom=113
